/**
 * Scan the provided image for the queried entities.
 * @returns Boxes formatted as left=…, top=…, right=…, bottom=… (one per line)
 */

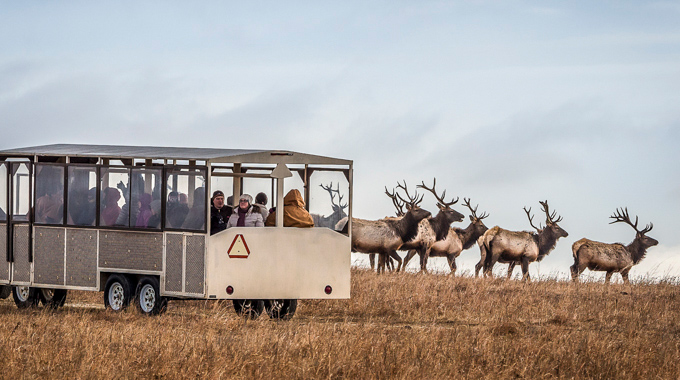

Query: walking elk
left=350, top=182, right=432, bottom=273
left=571, top=208, right=658, bottom=283
left=477, top=200, right=568, bottom=280
left=402, top=198, right=488, bottom=274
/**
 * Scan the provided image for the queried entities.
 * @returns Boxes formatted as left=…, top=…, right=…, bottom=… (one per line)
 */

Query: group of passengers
left=209, top=188, right=314, bottom=235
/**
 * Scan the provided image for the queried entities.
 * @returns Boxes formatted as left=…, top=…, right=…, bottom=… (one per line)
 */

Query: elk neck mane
left=628, top=238, right=649, bottom=264
left=386, top=212, right=420, bottom=243
left=453, top=225, right=481, bottom=250
left=427, top=212, right=451, bottom=241
left=537, top=228, right=559, bottom=258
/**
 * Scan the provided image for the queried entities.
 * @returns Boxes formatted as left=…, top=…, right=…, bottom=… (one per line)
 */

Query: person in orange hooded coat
left=265, top=189, right=314, bottom=228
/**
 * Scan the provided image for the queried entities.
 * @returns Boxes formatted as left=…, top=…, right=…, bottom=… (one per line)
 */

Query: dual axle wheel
left=104, top=274, right=167, bottom=315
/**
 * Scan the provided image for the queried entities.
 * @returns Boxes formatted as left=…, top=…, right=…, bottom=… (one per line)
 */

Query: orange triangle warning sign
left=227, top=234, right=250, bottom=258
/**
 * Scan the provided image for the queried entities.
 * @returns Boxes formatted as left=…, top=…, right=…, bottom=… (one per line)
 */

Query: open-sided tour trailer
left=0, top=144, right=352, bottom=319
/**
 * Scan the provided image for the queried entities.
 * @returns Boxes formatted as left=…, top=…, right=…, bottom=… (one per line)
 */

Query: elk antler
left=395, top=180, right=424, bottom=209
left=463, top=198, right=489, bottom=220
left=385, top=187, right=405, bottom=217
left=320, top=182, right=348, bottom=210
left=610, top=207, right=652, bottom=234
left=417, top=178, right=459, bottom=209
left=523, top=206, right=541, bottom=231
left=539, top=200, right=563, bottom=224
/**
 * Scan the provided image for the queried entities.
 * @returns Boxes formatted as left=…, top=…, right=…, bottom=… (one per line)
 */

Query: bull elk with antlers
left=350, top=182, right=432, bottom=273
left=312, top=182, right=348, bottom=229
left=477, top=200, right=568, bottom=280
left=396, top=179, right=465, bottom=272
left=571, top=208, right=658, bottom=283
left=402, top=198, right=489, bottom=274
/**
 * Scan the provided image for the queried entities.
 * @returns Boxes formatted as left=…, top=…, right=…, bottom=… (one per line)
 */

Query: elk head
left=610, top=207, right=658, bottom=248
left=463, top=197, right=489, bottom=235
left=320, top=182, right=348, bottom=215
left=417, top=178, right=464, bottom=223
left=394, top=180, right=431, bottom=221
left=538, top=200, right=568, bottom=239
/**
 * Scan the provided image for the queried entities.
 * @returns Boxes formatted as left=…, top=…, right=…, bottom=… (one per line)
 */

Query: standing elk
left=402, top=198, right=489, bottom=275
left=350, top=182, right=432, bottom=273
left=396, top=179, right=465, bottom=272
left=312, top=182, right=348, bottom=229
left=571, top=208, right=658, bottom=283
left=477, top=200, right=568, bottom=280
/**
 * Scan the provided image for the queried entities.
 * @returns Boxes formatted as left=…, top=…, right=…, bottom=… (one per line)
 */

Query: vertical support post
left=276, top=177, right=284, bottom=227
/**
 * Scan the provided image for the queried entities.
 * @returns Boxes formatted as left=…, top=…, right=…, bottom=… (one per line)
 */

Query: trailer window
left=67, top=166, right=96, bottom=226
left=35, top=164, right=64, bottom=225
left=166, top=168, right=206, bottom=231
left=0, top=163, right=7, bottom=221
left=12, top=163, right=30, bottom=222
left=308, top=171, right=349, bottom=231
left=131, top=168, right=162, bottom=229
left=100, top=167, right=129, bottom=227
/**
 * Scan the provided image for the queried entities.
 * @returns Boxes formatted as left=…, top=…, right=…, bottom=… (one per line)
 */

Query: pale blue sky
left=2, top=1, right=679, bottom=279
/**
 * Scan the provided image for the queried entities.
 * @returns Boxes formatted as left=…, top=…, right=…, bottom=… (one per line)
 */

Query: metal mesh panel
left=34, top=227, right=65, bottom=286
left=66, top=229, right=98, bottom=288
left=0, top=224, right=8, bottom=282
left=165, top=233, right=183, bottom=293
left=99, top=231, right=163, bottom=271
left=12, top=224, right=30, bottom=282
left=185, top=235, right=205, bottom=295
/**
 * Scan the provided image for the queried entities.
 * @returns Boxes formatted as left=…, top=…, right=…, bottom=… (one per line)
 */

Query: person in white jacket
left=226, top=194, right=264, bottom=228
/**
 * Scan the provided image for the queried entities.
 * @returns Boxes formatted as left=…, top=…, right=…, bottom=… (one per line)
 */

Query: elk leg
left=569, top=263, right=581, bottom=282
left=474, top=260, right=483, bottom=277
left=377, top=253, right=386, bottom=274
left=402, top=250, right=417, bottom=271
left=369, top=254, right=376, bottom=271
left=604, top=271, right=613, bottom=283
left=447, top=255, right=456, bottom=276
left=507, top=262, right=516, bottom=279
left=621, top=269, right=630, bottom=284
left=521, top=258, right=531, bottom=281
left=388, top=251, right=403, bottom=272
left=420, top=248, right=430, bottom=273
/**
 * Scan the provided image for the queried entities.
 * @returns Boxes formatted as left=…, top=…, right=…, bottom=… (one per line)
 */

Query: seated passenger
left=101, top=187, right=121, bottom=226
left=254, top=192, right=269, bottom=222
left=264, top=189, right=314, bottom=228
left=69, top=187, right=96, bottom=226
left=36, top=185, right=63, bottom=224
left=166, top=191, right=189, bottom=228
left=226, top=194, right=264, bottom=228
left=147, top=200, right=162, bottom=229
left=181, top=187, right=206, bottom=230
left=210, top=190, right=231, bottom=235
left=135, top=193, right=153, bottom=228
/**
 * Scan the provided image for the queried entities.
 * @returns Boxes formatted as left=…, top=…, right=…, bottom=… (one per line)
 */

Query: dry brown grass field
left=2, top=268, right=680, bottom=379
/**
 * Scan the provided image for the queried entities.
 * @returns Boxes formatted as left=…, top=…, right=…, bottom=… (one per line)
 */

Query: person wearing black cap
left=210, top=190, right=231, bottom=235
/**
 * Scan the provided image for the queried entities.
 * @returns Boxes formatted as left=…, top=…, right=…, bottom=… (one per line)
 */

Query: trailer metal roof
left=0, top=144, right=351, bottom=166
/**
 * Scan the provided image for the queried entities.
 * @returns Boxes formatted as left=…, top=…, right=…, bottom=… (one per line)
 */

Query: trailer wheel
left=135, top=276, right=167, bottom=315
left=38, top=288, right=68, bottom=309
left=233, top=299, right=264, bottom=319
left=0, top=285, right=10, bottom=300
left=104, top=274, right=132, bottom=311
left=12, top=286, right=39, bottom=308
left=264, top=299, right=298, bottom=320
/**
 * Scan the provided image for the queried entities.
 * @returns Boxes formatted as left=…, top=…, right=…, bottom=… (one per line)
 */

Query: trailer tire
left=264, top=299, right=298, bottom=320
left=12, top=286, right=39, bottom=308
left=233, top=299, right=264, bottom=319
left=135, top=276, right=167, bottom=315
left=0, top=285, right=10, bottom=300
left=38, top=288, right=68, bottom=309
left=104, top=274, right=132, bottom=311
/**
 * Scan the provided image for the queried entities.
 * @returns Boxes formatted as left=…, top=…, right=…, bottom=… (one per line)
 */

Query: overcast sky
left=2, top=1, right=679, bottom=281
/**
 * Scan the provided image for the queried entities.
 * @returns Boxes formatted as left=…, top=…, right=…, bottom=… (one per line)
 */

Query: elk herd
left=342, top=179, right=659, bottom=283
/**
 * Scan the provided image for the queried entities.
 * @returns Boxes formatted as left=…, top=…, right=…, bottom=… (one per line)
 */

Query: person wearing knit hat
left=210, top=189, right=231, bottom=235
left=226, top=193, right=264, bottom=228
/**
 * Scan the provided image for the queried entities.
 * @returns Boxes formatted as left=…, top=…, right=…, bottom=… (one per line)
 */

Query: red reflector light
left=324, top=285, right=332, bottom=295
left=226, top=286, right=234, bottom=295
